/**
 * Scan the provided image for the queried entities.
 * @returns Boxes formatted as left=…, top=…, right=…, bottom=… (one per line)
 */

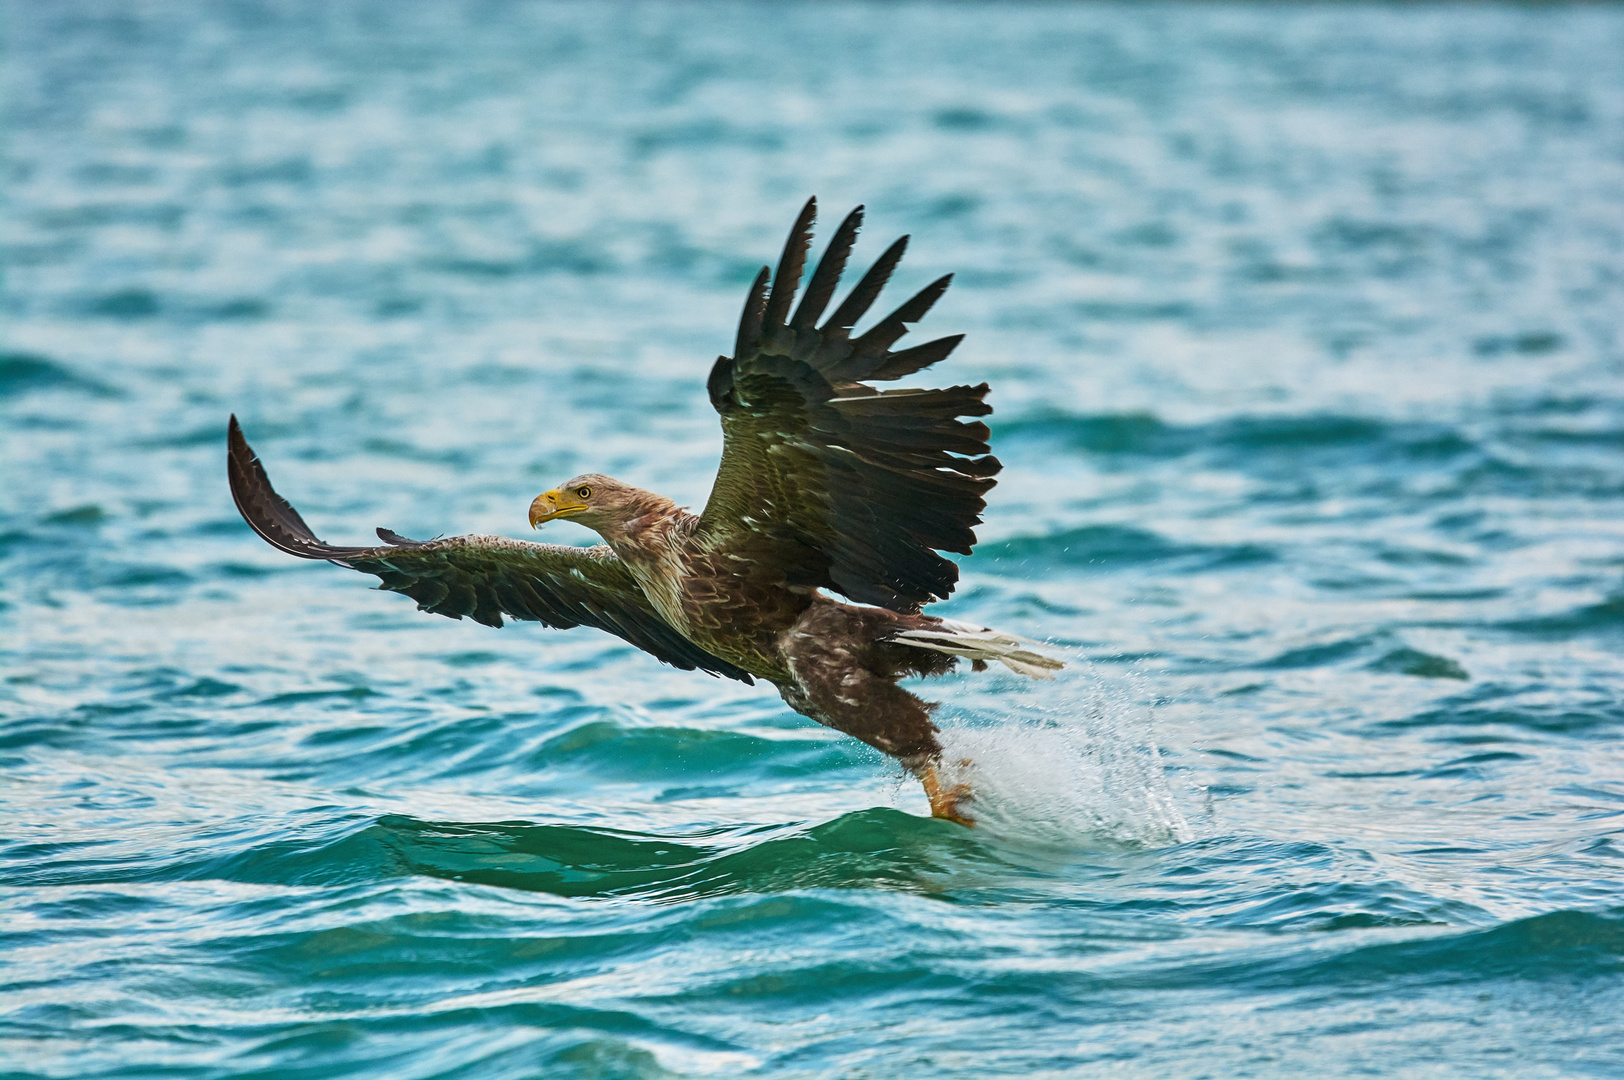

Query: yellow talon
left=921, top=763, right=975, bottom=827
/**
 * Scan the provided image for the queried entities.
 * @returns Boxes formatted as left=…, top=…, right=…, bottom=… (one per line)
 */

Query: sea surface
left=4, top=2, right=1624, bottom=1077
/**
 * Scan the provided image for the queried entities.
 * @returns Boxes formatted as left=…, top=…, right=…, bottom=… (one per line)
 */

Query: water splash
left=928, top=666, right=1194, bottom=848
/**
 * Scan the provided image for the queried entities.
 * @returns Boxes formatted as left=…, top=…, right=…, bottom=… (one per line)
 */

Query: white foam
left=919, top=666, right=1195, bottom=849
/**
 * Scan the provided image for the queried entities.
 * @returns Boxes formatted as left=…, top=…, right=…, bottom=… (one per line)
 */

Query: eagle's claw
left=921, top=762, right=975, bottom=827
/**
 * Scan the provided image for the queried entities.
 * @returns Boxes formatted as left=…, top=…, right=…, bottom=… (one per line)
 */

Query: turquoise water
left=5, top=2, right=1624, bottom=1076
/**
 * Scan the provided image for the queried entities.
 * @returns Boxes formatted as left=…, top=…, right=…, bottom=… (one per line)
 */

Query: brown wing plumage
left=697, top=198, right=1000, bottom=612
left=227, top=417, right=752, bottom=683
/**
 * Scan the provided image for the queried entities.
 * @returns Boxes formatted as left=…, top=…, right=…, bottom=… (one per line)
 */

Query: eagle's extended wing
left=696, top=199, right=1000, bottom=613
left=228, top=417, right=752, bottom=683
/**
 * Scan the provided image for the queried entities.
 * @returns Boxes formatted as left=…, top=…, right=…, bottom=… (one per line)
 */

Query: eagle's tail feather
left=890, top=619, right=1064, bottom=680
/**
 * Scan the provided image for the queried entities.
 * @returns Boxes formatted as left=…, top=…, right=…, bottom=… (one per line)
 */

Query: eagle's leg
left=779, top=600, right=977, bottom=826
left=920, top=764, right=975, bottom=827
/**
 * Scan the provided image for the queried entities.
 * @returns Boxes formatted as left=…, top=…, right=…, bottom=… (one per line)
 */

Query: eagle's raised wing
left=228, top=417, right=752, bottom=683
left=696, top=199, right=1000, bottom=613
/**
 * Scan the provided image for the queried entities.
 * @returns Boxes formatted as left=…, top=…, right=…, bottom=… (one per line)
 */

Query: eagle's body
left=228, top=200, right=1060, bottom=823
left=538, top=482, right=964, bottom=762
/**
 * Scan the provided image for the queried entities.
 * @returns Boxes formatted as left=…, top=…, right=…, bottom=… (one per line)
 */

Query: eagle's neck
left=595, top=496, right=696, bottom=631
left=591, top=492, right=689, bottom=551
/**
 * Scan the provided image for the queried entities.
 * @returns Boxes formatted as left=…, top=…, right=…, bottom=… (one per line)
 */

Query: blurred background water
left=5, top=2, right=1624, bottom=1077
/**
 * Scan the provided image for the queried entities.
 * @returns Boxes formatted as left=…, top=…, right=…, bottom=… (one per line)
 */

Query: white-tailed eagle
left=229, top=199, right=1060, bottom=824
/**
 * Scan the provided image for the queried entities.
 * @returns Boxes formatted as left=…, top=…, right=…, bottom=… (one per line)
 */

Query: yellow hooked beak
left=528, top=488, right=587, bottom=529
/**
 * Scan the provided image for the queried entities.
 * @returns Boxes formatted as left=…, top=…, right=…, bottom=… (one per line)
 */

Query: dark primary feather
left=824, top=234, right=908, bottom=335
left=791, top=205, right=862, bottom=330
left=763, top=197, right=816, bottom=332
left=699, top=199, right=999, bottom=612
left=227, top=417, right=752, bottom=683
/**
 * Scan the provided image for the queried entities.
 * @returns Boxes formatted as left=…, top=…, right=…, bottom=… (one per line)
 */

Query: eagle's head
left=529, top=474, right=672, bottom=542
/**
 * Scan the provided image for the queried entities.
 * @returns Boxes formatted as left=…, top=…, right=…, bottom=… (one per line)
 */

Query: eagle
left=227, top=199, right=1061, bottom=825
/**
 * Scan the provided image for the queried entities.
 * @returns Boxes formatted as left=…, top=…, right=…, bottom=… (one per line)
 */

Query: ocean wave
left=189, top=809, right=996, bottom=902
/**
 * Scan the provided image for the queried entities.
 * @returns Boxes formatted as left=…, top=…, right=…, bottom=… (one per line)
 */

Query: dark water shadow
left=201, top=808, right=1005, bottom=902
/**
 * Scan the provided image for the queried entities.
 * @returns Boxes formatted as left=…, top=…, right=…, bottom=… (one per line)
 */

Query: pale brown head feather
left=529, top=474, right=679, bottom=546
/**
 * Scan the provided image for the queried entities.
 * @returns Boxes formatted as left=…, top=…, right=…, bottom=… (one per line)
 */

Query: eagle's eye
left=576, top=486, right=592, bottom=500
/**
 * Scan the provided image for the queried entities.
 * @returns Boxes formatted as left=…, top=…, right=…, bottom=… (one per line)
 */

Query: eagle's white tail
left=891, top=619, right=1064, bottom=680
